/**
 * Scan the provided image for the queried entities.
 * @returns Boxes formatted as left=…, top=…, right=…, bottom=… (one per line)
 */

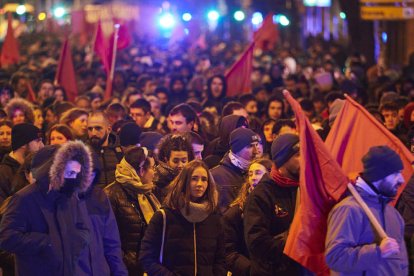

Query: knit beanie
left=362, top=146, right=403, bottom=183
left=31, top=145, right=60, bottom=180
left=139, top=131, right=163, bottom=151
left=271, top=133, right=299, bottom=168
left=12, top=123, right=42, bottom=151
left=119, top=122, right=142, bottom=147
left=229, top=128, right=260, bottom=154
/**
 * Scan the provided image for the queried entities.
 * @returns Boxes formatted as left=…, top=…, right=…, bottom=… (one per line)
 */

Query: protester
left=244, top=133, right=301, bottom=275
left=5, top=98, right=34, bottom=126
left=59, top=107, right=89, bottom=140
left=325, top=146, right=408, bottom=275
left=139, top=160, right=226, bottom=276
left=46, top=124, right=74, bottom=145
left=0, top=120, right=12, bottom=161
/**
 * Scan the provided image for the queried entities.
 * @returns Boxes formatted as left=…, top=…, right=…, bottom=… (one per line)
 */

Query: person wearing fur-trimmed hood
left=0, top=140, right=126, bottom=275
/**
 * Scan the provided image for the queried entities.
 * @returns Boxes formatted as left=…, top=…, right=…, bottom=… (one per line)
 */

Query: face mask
left=60, top=176, right=82, bottom=197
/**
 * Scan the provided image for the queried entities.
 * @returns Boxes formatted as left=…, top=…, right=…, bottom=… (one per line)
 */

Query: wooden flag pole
left=109, top=24, right=120, bottom=81
left=347, top=183, right=388, bottom=239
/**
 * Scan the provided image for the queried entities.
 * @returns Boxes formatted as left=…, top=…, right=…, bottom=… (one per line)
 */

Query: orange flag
left=1, top=13, right=20, bottom=68
left=55, top=39, right=78, bottom=103
left=254, top=14, right=279, bottom=51
left=93, top=21, right=110, bottom=74
left=225, top=42, right=254, bottom=97
left=283, top=90, right=349, bottom=275
left=325, top=95, right=414, bottom=205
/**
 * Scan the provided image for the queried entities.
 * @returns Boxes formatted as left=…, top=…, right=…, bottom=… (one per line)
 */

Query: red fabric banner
left=1, top=13, right=20, bottom=68
left=253, top=14, right=279, bottom=51
left=283, top=90, right=348, bottom=275
left=55, top=39, right=79, bottom=103
left=93, top=21, right=111, bottom=74
left=325, top=95, right=414, bottom=205
left=225, top=42, right=254, bottom=97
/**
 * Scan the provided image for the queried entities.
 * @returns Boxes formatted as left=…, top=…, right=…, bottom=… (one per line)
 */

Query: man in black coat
left=0, top=123, right=43, bottom=204
left=244, top=133, right=302, bottom=276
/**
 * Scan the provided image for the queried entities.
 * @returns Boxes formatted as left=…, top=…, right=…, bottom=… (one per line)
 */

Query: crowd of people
left=0, top=29, right=412, bottom=276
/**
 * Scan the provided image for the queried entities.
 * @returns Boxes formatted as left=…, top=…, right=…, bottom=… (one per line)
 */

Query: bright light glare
left=279, top=15, right=290, bottom=26
left=339, top=12, right=346, bottom=19
left=234, top=11, right=245, bottom=21
left=182, top=13, right=192, bottom=22
left=251, top=12, right=263, bottom=25
left=159, top=13, right=175, bottom=29
left=16, top=5, right=26, bottom=15
left=38, top=12, right=46, bottom=21
left=53, top=7, right=66, bottom=18
left=207, top=10, right=219, bottom=21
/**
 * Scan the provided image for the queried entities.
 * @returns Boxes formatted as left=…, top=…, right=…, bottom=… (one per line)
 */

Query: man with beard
left=87, top=111, right=123, bottom=187
left=211, top=128, right=262, bottom=213
left=0, top=123, right=43, bottom=204
left=325, top=146, right=408, bottom=275
left=153, top=134, right=194, bottom=203
left=244, top=133, right=301, bottom=275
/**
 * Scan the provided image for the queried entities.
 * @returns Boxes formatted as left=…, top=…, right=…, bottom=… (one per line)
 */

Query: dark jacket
left=0, top=154, right=21, bottom=205
left=104, top=181, right=159, bottom=275
left=0, top=141, right=127, bottom=276
left=210, top=154, right=245, bottom=213
left=89, top=133, right=124, bottom=188
left=326, top=183, right=408, bottom=275
left=222, top=205, right=250, bottom=276
left=139, top=207, right=227, bottom=276
left=243, top=174, right=301, bottom=276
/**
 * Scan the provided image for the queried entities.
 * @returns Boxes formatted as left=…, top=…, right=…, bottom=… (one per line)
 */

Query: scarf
left=228, top=151, right=250, bottom=171
left=180, top=200, right=210, bottom=223
left=270, top=165, right=299, bottom=188
left=115, top=158, right=160, bottom=223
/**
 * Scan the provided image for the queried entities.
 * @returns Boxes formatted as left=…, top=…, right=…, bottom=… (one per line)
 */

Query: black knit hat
left=271, top=133, right=299, bottom=168
left=229, top=128, right=260, bottom=154
left=31, top=145, right=60, bottom=180
left=119, top=122, right=142, bottom=147
left=12, top=123, right=42, bottom=151
left=362, top=146, right=403, bottom=183
left=139, top=131, right=163, bottom=151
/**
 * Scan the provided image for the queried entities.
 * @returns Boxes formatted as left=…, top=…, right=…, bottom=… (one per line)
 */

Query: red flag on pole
left=55, top=39, right=78, bottom=103
left=283, top=90, right=349, bottom=275
left=93, top=21, right=111, bottom=74
left=225, top=42, right=254, bottom=97
left=325, top=95, right=414, bottom=205
left=104, top=25, right=120, bottom=100
left=26, top=82, right=37, bottom=102
left=253, top=14, right=279, bottom=51
left=109, top=22, right=131, bottom=51
left=1, top=13, right=20, bottom=68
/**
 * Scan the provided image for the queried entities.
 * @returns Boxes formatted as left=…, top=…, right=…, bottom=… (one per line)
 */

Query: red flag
left=26, top=82, right=36, bottom=102
left=283, top=90, right=349, bottom=275
left=55, top=39, right=78, bottom=103
left=104, top=73, right=113, bottom=101
left=325, top=95, right=414, bottom=205
left=109, top=22, right=131, bottom=50
left=93, top=21, right=111, bottom=74
left=1, top=13, right=20, bottom=68
left=225, top=42, right=254, bottom=97
left=254, top=14, right=279, bottom=51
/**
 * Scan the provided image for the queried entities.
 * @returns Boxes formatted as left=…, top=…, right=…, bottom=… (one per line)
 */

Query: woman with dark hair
left=53, top=86, right=67, bottom=102
left=203, top=75, right=229, bottom=113
left=47, top=124, right=74, bottom=145
left=222, top=158, right=273, bottom=276
left=59, top=108, right=89, bottom=140
left=260, top=119, right=276, bottom=156
left=32, top=105, right=44, bottom=130
left=140, top=160, right=226, bottom=276
left=87, top=91, right=104, bottom=111
left=265, top=95, right=286, bottom=121
left=168, top=76, right=188, bottom=109
left=0, top=120, right=12, bottom=160
left=104, top=146, right=160, bottom=275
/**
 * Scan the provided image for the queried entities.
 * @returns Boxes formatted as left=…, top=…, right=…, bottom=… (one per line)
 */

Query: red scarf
left=270, top=165, right=299, bottom=188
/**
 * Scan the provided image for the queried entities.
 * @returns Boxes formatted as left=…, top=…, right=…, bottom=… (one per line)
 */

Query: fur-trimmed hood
left=49, top=140, right=93, bottom=193
left=5, top=98, right=34, bottom=124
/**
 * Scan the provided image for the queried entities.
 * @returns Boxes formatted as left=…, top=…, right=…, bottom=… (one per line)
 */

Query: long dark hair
left=164, top=160, right=218, bottom=214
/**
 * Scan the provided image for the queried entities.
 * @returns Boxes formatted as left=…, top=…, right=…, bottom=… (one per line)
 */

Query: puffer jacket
left=153, top=162, right=178, bottom=203
left=104, top=181, right=160, bottom=275
left=0, top=154, right=21, bottom=205
left=140, top=207, right=227, bottom=276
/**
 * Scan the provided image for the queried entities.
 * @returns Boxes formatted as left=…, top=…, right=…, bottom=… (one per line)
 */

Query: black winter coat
left=0, top=155, right=20, bottom=205
left=104, top=181, right=159, bottom=275
left=139, top=207, right=227, bottom=276
left=222, top=205, right=250, bottom=276
left=243, top=174, right=301, bottom=276
left=210, top=154, right=245, bottom=213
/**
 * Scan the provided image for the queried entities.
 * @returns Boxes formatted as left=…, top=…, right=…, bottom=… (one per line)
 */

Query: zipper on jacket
left=193, top=223, right=197, bottom=276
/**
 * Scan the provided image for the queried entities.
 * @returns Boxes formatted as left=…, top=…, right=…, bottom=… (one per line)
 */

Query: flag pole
left=347, top=183, right=388, bottom=239
left=105, top=24, right=120, bottom=100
